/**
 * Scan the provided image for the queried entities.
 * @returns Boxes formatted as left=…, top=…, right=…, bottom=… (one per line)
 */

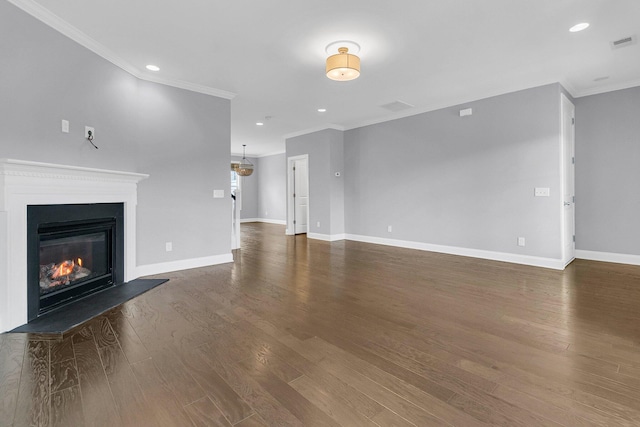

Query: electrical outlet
left=61, top=120, right=69, bottom=133
left=517, top=237, right=525, bottom=247
left=316, top=221, right=320, bottom=228
left=165, top=242, right=172, bottom=252
left=534, top=187, right=550, bottom=197
left=388, top=225, right=392, bottom=233
left=84, top=126, right=95, bottom=138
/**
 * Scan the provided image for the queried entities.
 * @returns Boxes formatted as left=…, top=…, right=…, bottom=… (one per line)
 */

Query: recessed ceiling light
left=317, top=108, right=327, bottom=113
left=569, top=23, right=590, bottom=32
left=256, top=122, right=264, bottom=126
left=146, top=64, right=160, bottom=71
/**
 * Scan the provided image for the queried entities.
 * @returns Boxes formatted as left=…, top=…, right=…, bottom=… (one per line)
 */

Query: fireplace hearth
left=27, top=203, right=124, bottom=321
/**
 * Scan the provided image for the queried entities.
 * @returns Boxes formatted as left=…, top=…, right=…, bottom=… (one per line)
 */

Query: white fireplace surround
left=0, top=159, right=148, bottom=333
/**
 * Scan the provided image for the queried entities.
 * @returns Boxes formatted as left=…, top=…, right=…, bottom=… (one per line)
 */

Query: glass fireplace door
left=37, top=220, right=115, bottom=313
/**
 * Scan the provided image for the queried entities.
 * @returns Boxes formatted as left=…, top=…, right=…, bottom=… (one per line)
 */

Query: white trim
left=257, top=150, right=286, bottom=158
left=6, top=0, right=236, bottom=100
left=573, top=81, right=640, bottom=99
left=283, top=124, right=345, bottom=140
left=345, top=234, right=565, bottom=270
left=232, top=150, right=286, bottom=158
left=241, top=218, right=286, bottom=225
left=0, top=159, right=148, bottom=333
left=137, top=254, right=233, bottom=277
left=138, top=74, right=235, bottom=99
left=560, top=94, right=576, bottom=265
left=575, top=250, right=640, bottom=266
left=307, top=233, right=346, bottom=242
left=287, top=155, right=310, bottom=236
left=342, top=80, right=569, bottom=131
left=0, top=158, right=149, bottom=182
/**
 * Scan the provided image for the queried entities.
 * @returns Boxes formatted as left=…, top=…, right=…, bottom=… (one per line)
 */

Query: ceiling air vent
left=380, top=100, right=414, bottom=112
left=610, top=35, right=636, bottom=50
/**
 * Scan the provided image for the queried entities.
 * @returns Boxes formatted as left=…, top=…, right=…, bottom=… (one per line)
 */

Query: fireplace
left=27, top=203, right=124, bottom=321
left=1, top=159, right=148, bottom=332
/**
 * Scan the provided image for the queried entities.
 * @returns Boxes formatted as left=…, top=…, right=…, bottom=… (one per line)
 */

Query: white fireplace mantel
left=0, top=159, right=148, bottom=332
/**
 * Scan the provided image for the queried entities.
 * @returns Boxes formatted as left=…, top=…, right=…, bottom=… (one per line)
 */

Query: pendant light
left=236, top=144, right=254, bottom=176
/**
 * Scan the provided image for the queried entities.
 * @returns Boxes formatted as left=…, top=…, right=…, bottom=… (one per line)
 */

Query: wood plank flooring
left=2, top=222, right=640, bottom=426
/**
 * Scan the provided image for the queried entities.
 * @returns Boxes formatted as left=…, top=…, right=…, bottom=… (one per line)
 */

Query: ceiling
left=10, top=0, right=640, bottom=156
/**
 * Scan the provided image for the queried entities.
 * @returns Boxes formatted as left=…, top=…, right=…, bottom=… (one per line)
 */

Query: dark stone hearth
left=9, top=278, right=168, bottom=334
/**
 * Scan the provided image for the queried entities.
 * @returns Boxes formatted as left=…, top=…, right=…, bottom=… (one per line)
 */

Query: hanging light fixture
left=326, top=41, right=361, bottom=81
left=236, top=144, right=254, bottom=176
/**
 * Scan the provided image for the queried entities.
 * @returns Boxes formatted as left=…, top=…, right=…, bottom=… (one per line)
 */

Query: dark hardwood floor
left=2, top=222, right=640, bottom=426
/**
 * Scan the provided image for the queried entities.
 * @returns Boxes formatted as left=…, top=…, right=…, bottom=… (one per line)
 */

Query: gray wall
left=344, top=84, right=564, bottom=259
left=575, top=86, right=640, bottom=255
left=231, top=155, right=259, bottom=220
left=257, top=153, right=286, bottom=222
left=1, top=2, right=231, bottom=266
left=286, top=129, right=345, bottom=235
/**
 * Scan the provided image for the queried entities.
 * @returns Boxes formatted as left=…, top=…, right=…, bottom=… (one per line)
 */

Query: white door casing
left=561, top=93, right=576, bottom=265
left=287, top=155, right=309, bottom=235
left=294, top=158, right=309, bottom=234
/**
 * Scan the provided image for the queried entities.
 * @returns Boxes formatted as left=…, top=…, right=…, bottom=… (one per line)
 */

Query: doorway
left=287, top=155, right=309, bottom=235
left=561, top=93, right=575, bottom=266
left=231, top=164, right=241, bottom=249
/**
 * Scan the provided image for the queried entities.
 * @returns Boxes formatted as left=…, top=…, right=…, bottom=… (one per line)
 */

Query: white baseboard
left=344, top=234, right=565, bottom=270
left=307, top=233, right=347, bottom=242
left=575, top=250, right=640, bottom=266
left=241, top=218, right=286, bottom=225
left=136, top=253, right=233, bottom=277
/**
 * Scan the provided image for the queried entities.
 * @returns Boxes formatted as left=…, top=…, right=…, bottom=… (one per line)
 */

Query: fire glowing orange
left=51, top=260, right=75, bottom=278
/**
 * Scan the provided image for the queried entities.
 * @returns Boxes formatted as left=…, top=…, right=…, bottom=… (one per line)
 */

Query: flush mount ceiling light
left=326, top=41, right=361, bottom=81
left=145, top=64, right=160, bottom=71
left=569, top=22, right=590, bottom=32
left=236, top=144, right=254, bottom=177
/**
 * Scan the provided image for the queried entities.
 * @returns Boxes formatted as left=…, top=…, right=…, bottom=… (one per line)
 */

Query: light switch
left=61, top=120, right=69, bottom=133
left=534, top=187, right=550, bottom=197
left=213, top=189, right=224, bottom=198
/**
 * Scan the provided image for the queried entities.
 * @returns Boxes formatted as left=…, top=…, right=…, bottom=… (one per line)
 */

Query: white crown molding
left=557, top=79, right=578, bottom=98
left=231, top=150, right=284, bottom=158
left=136, top=253, right=233, bottom=278
left=7, top=0, right=236, bottom=100
left=575, top=250, right=640, bottom=266
left=283, top=124, right=345, bottom=141
left=571, top=80, right=640, bottom=99
left=141, top=73, right=236, bottom=100
left=257, top=150, right=286, bottom=158
left=342, top=80, right=566, bottom=131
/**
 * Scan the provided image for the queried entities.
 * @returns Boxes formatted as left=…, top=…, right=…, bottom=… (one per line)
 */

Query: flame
left=77, top=258, right=82, bottom=267
left=51, top=260, right=75, bottom=278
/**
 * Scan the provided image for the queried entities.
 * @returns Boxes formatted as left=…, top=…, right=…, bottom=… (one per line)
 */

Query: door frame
left=560, top=93, right=575, bottom=266
left=286, top=154, right=309, bottom=235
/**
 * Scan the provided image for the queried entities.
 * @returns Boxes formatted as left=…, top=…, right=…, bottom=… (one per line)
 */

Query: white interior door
left=561, top=94, right=575, bottom=265
left=293, top=158, right=309, bottom=234
left=230, top=168, right=241, bottom=249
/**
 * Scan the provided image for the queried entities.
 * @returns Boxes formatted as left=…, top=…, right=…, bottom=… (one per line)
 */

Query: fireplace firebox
left=27, top=203, right=124, bottom=320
